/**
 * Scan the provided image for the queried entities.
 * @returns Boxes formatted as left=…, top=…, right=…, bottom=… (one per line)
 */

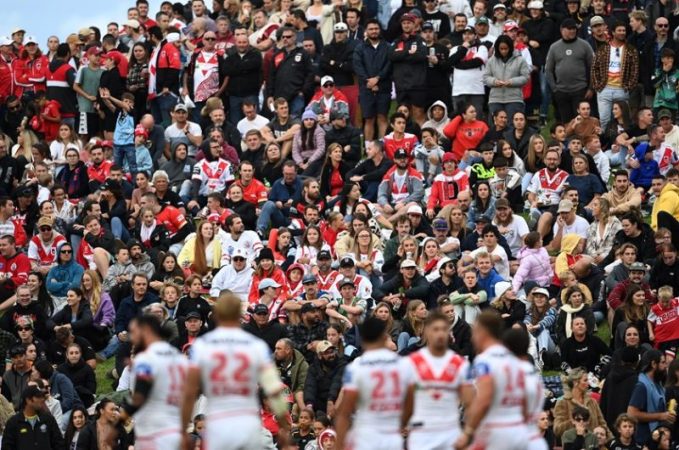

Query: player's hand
left=454, top=433, right=471, bottom=449
left=180, top=432, right=193, bottom=450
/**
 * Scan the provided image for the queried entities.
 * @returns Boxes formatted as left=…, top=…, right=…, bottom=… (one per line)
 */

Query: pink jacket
left=512, top=247, right=553, bottom=292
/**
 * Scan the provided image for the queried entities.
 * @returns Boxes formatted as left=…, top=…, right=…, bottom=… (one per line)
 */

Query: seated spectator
left=178, top=221, right=223, bottom=279
left=46, top=326, right=96, bottom=370
left=556, top=286, right=596, bottom=346
left=649, top=286, right=679, bottom=352
left=612, top=284, right=653, bottom=350
left=374, top=259, right=427, bottom=320
left=553, top=368, right=612, bottom=440
left=176, top=275, right=212, bottom=329
left=274, top=338, right=310, bottom=412
left=248, top=248, right=288, bottom=304
left=607, top=262, right=655, bottom=325
left=605, top=243, right=640, bottom=293
left=491, top=281, right=525, bottom=329
left=0, top=285, right=49, bottom=340
left=46, top=242, right=84, bottom=300
left=560, top=317, right=610, bottom=374
left=523, top=286, right=557, bottom=369
left=0, top=235, right=30, bottom=302
left=449, top=268, right=487, bottom=325
left=103, top=246, right=135, bottom=305
left=394, top=299, right=426, bottom=352
left=287, top=303, right=330, bottom=362
left=512, top=231, right=553, bottom=293
left=211, top=248, right=255, bottom=302
left=48, top=288, right=98, bottom=348
left=1, top=345, right=31, bottom=410
left=75, top=398, right=133, bottom=449
left=28, top=216, right=66, bottom=276
left=75, top=215, right=115, bottom=278
left=242, top=304, right=288, bottom=352
left=57, top=343, right=96, bottom=407
left=31, top=359, right=78, bottom=428
left=171, top=312, right=207, bottom=353
left=303, top=340, right=347, bottom=414
left=560, top=406, right=598, bottom=450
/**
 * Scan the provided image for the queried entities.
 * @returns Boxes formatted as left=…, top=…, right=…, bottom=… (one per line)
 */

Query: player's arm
left=119, top=375, right=154, bottom=421
left=400, top=383, right=416, bottom=433
left=455, top=376, right=494, bottom=450
left=180, top=366, right=202, bottom=433
left=259, top=363, right=292, bottom=447
left=334, top=388, right=358, bottom=450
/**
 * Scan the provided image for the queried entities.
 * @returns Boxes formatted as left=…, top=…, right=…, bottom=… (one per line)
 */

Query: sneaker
left=95, top=352, right=107, bottom=363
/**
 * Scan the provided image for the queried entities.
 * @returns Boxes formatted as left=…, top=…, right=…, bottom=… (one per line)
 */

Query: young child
left=630, top=146, right=660, bottom=193
left=100, top=88, right=137, bottom=177
left=130, top=126, right=152, bottom=175
left=292, top=408, right=316, bottom=450
left=648, top=286, right=679, bottom=353
left=558, top=269, right=593, bottom=308
left=413, top=127, right=445, bottom=185
left=33, top=91, right=61, bottom=142
left=607, top=414, right=642, bottom=450
left=652, top=48, right=679, bottom=117
left=512, top=231, right=553, bottom=294
left=103, top=246, right=135, bottom=292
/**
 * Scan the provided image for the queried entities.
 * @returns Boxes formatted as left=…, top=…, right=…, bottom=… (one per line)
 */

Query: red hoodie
left=443, top=115, right=489, bottom=161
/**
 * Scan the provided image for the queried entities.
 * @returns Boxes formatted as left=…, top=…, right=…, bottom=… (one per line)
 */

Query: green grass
left=95, top=358, right=117, bottom=397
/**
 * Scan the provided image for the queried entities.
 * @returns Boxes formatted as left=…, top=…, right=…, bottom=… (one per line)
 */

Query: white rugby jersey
left=405, top=347, right=469, bottom=430
left=470, top=344, right=527, bottom=426
left=342, top=348, right=414, bottom=433
left=189, top=327, right=272, bottom=417
left=131, top=341, right=189, bottom=436
left=520, top=359, right=545, bottom=437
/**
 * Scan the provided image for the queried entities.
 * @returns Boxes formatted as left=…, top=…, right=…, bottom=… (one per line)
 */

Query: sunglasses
left=39, top=227, right=52, bottom=232
left=17, top=327, right=31, bottom=332
left=281, top=35, right=295, bottom=39
left=204, top=37, right=216, bottom=41
left=657, top=23, right=669, bottom=28
left=60, top=249, right=72, bottom=254
left=403, top=267, right=417, bottom=270
left=323, top=83, right=335, bottom=87
left=232, top=257, right=245, bottom=262
left=573, top=417, right=586, bottom=422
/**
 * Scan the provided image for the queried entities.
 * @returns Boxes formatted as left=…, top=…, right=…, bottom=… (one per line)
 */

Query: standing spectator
left=628, top=11, right=654, bottom=112
left=422, top=22, right=453, bottom=116
left=627, top=349, right=676, bottom=446
left=450, top=25, right=488, bottom=117
left=182, top=30, right=228, bottom=122
left=46, top=44, right=77, bottom=129
left=1, top=386, right=64, bottom=450
left=150, top=31, right=182, bottom=127
left=523, top=0, right=557, bottom=125
left=389, top=13, right=428, bottom=125
left=352, top=19, right=392, bottom=142
left=73, top=47, right=103, bottom=140
left=321, top=23, right=358, bottom=123
left=224, top=35, right=263, bottom=124
left=266, top=26, right=315, bottom=118
left=483, top=35, right=531, bottom=121
left=591, top=22, right=639, bottom=129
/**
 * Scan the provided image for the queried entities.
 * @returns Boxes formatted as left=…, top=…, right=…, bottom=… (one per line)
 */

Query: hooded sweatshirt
left=651, top=181, right=679, bottom=230
left=45, top=242, right=85, bottom=298
left=630, top=145, right=660, bottom=190
left=160, top=139, right=196, bottom=190
left=421, top=100, right=451, bottom=135
left=483, top=36, right=531, bottom=105
left=512, top=246, right=553, bottom=292
left=553, top=233, right=583, bottom=286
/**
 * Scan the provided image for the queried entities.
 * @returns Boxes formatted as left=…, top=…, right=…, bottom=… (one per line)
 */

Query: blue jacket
left=50, top=371, right=80, bottom=412
left=115, top=292, right=158, bottom=334
left=46, top=243, right=84, bottom=297
left=477, top=268, right=505, bottom=301
left=630, top=145, right=660, bottom=189
left=269, top=177, right=303, bottom=204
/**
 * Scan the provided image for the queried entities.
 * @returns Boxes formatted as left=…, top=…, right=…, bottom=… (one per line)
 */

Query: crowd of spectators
left=2, top=0, right=679, bottom=448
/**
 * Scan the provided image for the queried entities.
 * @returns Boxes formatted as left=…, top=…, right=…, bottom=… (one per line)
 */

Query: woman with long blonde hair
left=418, top=237, right=442, bottom=280
left=178, top=221, right=222, bottom=277
left=523, top=134, right=547, bottom=192
left=80, top=270, right=115, bottom=350
left=397, top=300, right=427, bottom=352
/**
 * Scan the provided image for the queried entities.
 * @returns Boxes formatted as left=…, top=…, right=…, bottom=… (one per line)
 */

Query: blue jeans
left=289, top=95, right=305, bottom=119
left=229, top=95, right=259, bottom=125
left=110, top=217, right=130, bottom=241
left=256, top=201, right=289, bottom=233
left=114, top=144, right=137, bottom=176
left=597, top=86, right=628, bottom=130
left=99, top=335, right=120, bottom=359
left=605, top=149, right=627, bottom=167
left=397, top=332, right=420, bottom=352
left=151, top=93, right=178, bottom=128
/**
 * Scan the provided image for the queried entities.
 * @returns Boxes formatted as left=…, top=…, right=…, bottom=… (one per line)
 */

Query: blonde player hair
left=214, top=293, right=242, bottom=323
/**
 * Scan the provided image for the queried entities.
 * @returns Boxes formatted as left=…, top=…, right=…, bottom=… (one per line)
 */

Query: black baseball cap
left=317, top=250, right=332, bottom=260
left=301, top=303, right=318, bottom=314
left=394, top=148, right=408, bottom=159
left=185, top=311, right=202, bottom=321
left=252, top=304, right=269, bottom=315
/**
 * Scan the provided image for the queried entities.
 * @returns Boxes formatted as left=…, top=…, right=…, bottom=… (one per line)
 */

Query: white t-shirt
left=164, top=121, right=203, bottom=156
left=495, top=215, right=529, bottom=258
left=237, top=115, right=270, bottom=136
left=131, top=341, right=189, bottom=437
left=342, top=348, right=414, bottom=433
left=552, top=215, right=589, bottom=240
left=450, top=45, right=488, bottom=96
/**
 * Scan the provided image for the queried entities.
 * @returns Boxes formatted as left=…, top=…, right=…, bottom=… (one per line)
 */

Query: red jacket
left=13, top=54, right=49, bottom=97
left=0, top=252, right=30, bottom=289
left=443, top=116, right=489, bottom=161
left=427, top=169, right=470, bottom=210
left=0, top=55, right=14, bottom=104
left=248, top=266, right=289, bottom=304
left=87, top=160, right=113, bottom=184
left=383, top=131, right=419, bottom=163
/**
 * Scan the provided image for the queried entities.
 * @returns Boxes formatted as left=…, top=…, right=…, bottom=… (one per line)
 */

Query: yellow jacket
left=652, top=182, right=679, bottom=230
left=177, top=234, right=223, bottom=270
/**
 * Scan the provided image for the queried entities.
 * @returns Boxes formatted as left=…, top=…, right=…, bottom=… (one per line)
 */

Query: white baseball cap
left=321, top=75, right=335, bottom=86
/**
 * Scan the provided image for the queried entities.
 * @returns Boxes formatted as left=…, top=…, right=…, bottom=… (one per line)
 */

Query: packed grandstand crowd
left=3, top=0, right=679, bottom=448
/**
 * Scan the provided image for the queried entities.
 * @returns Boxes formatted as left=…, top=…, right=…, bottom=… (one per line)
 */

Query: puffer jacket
left=483, top=38, right=531, bottom=104
left=512, top=246, right=554, bottom=292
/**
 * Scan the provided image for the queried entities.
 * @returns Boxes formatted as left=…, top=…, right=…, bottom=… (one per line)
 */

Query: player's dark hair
left=424, top=311, right=449, bottom=327
left=134, top=313, right=170, bottom=340
left=475, top=310, right=504, bottom=340
left=359, top=316, right=388, bottom=344
left=502, top=327, right=529, bottom=358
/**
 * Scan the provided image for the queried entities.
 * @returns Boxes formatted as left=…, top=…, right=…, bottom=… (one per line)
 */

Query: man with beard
left=119, top=314, right=187, bottom=450
left=422, top=22, right=453, bottom=114
left=315, top=250, right=340, bottom=291
left=2, top=385, right=63, bottom=449
left=261, top=98, right=300, bottom=160
left=427, top=257, right=462, bottom=309
left=274, top=337, right=309, bottom=412
left=292, top=179, right=325, bottom=217
left=86, top=143, right=113, bottom=192
left=627, top=349, right=676, bottom=446
left=128, top=240, right=155, bottom=280
left=304, top=340, right=347, bottom=415
left=206, top=107, right=242, bottom=149
left=445, top=13, right=468, bottom=47
left=242, top=303, right=288, bottom=352
left=287, top=303, right=329, bottom=362
left=377, top=148, right=425, bottom=224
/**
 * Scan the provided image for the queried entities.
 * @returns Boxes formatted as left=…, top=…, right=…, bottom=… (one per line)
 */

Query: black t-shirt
left=46, top=336, right=95, bottom=366
left=292, top=429, right=316, bottom=449
left=267, top=117, right=300, bottom=140
left=156, top=189, right=185, bottom=209
left=560, top=335, right=609, bottom=372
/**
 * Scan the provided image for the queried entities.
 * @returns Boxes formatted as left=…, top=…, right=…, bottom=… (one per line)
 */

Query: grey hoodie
left=132, top=253, right=155, bottom=280
left=103, top=260, right=136, bottom=291
left=421, top=100, right=450, bottom=135
left=160, top=139, right=196, bottom=190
